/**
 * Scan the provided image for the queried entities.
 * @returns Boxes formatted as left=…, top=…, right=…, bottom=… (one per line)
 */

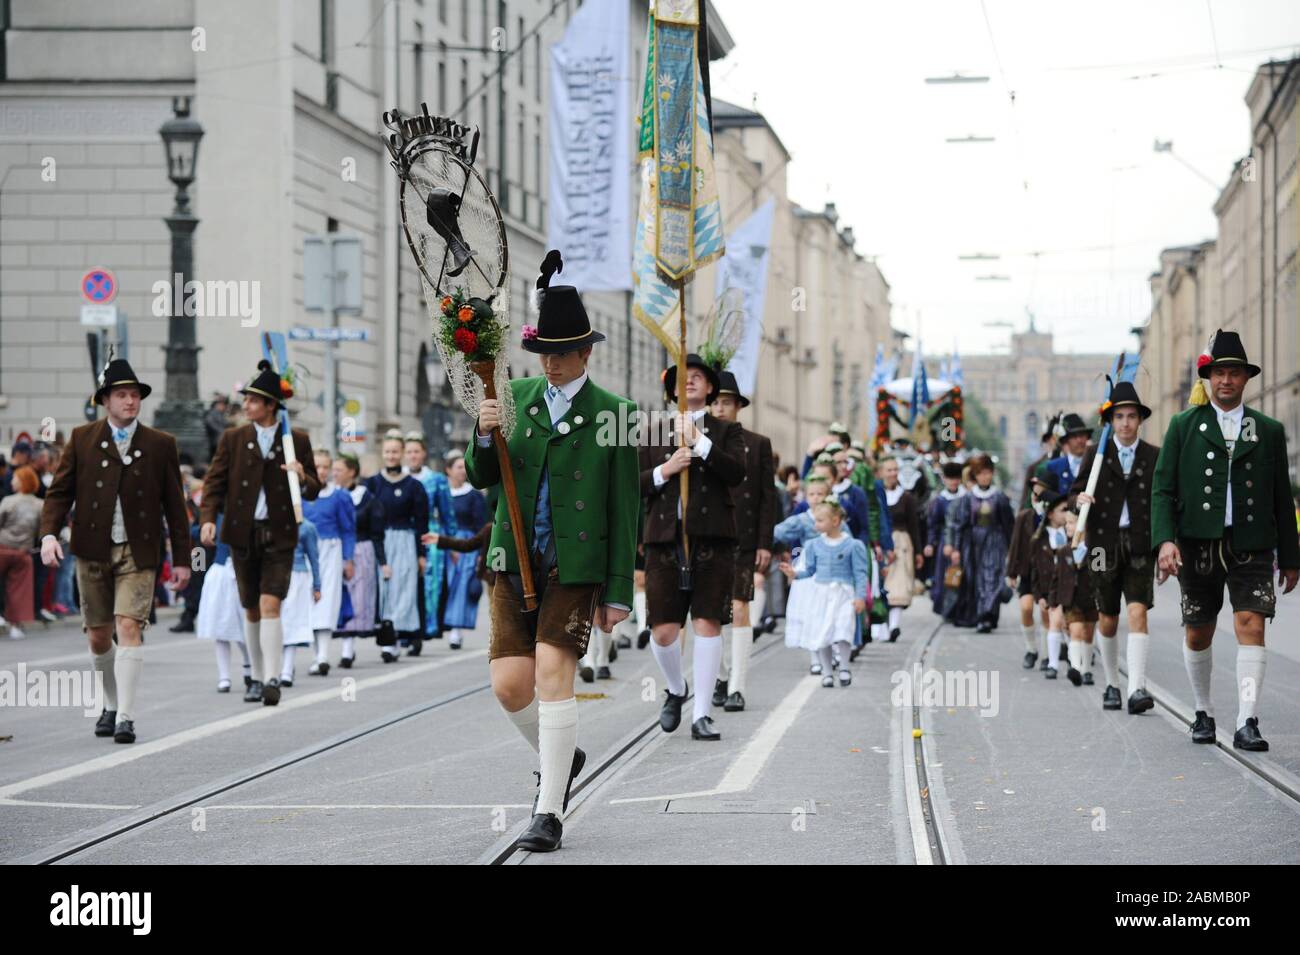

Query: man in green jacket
left=1152, top=330, right=1300, bottom=752
left=466, top=251, right=639, bottom=853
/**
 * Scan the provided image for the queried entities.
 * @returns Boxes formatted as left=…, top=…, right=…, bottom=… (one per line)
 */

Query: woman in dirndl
left=878, top=454, right=923, bottom=642
left=195, top=514, right=254, bottom=692
left=278, top=518, right=320, bottom=686
left=431, top=450, right=488, bottom=648
left=403, top=432, right=458, bottom=653
left=333, top=453, right=386, bottom=668
left=366, top=430, right=428, bottom=663
left=302, top=449, right=355, bottom=675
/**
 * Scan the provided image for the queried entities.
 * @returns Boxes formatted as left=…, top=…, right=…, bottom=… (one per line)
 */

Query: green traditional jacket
left=464, top=374, right=640, bottom=606
left=1151, top=402, right=1300, bottom=568
left=850, top=461, right=883, bottom=545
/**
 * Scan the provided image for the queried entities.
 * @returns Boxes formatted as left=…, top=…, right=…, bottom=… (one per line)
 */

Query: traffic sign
left=288, top=326, right=370, bottom=342
left=81, top=268, right=117, bottom=304
left=80, top=304, right=119, bottom=327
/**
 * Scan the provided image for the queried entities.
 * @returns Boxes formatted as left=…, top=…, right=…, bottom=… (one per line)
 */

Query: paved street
left=3, top=581, right=1298, bottom=865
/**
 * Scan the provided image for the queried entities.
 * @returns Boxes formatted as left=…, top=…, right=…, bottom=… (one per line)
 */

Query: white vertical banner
left=715, top=197, right=776, bottom=398
left=547, top=0, right=632, bottom=291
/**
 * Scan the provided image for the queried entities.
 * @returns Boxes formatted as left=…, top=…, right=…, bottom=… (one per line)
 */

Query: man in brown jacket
left=1069, top=381, right=1160, bottom=715
left=201, top=360, right=319, bottom=706
left=40, top=359, right=192, bottom=744
left=640, top=354, right=745, bottom=741
left=709, top=370, right=776, bottom=713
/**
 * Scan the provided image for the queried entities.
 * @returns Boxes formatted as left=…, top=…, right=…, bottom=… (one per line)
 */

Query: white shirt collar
left=449, top=483, right=474, bottom=497
left=885, top=484, right=905, bottom=505
left=1113, top=434, right=1137, bottom=450
left=1067, top=452, right=1083, bottom=470
left=688, top=405, right=707, bottom=421
left=549, top=372, right=588, bottom=404
left=970, top=485, right=996, bottom=499
left=1209, top=400, right=1244, bottom=424
left=254, top=420, right=278, bottom=438
left=108, top=418, right=138, bottom=439
left=833, top=478, right=851, bottom=493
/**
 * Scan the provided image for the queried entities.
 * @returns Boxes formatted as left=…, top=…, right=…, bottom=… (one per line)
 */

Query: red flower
left=1196, top=353, right=1212, bottom=369
left=453, top=328, right=478, bottom=354
left=279, top=379, right=294, bottom=399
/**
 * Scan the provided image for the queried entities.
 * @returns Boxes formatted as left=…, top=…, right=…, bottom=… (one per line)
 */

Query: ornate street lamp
left=152, top=96, right=208, bottom=463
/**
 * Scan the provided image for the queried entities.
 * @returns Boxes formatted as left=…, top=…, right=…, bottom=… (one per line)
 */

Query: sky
left=708, top=0, right=1300, bottom=359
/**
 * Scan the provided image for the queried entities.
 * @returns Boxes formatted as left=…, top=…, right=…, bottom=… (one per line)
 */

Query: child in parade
left=279, top=517, right=320, bottom=687
left=773, top=475, right=831, bottom=672
left=195, top=513, right=253, bottom=692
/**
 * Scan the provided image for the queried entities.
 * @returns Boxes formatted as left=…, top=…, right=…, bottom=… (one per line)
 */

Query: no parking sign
left=81, top=268, right=117, bottom=304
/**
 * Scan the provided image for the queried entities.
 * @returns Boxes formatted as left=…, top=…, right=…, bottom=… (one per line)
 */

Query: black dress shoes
left=596, top=665, right=611, bottom=680
left=95, top=709, right=117, bottom=737
left=579, top=664, right=595, bottom=683
left=889, top=627, right=901, bottom=642
left=691, top=716, right=721, bottom=740
left=1044, top=666, right=1057, bottom=680
left=406, top=639, right=423, bottom=656
left=1127, top=688, right=1154, bottom=715
left=1038, top=657, right=1051, bottom=672
left=261, top=678, right=282, bottom=706
left=1102, top=685, right=1122, bottom=710
left=616, top=634, right=632, bottom=649
left=1066, top=667, right=1082, bottom=686
left=724, top=691, right=745, bottom=712
left=659, top=682, right=689, bottom=733
left=381, top=650, right=398, bottom=664
left=1022, top=652, right=1038, bottom=670
left=711, top=679, right=728, bottom=707
left=169, top=620, right=195, bottom=633
left=1082, top=672, right=1094, bottom=686
left=532, top=746, right=588, bottom=815
left=1233, top=717, right=1268, bottom=752
left=339, top=656, right=355, bottom=669
left=113, top=719, right=135, bottom=744
left=516, top=813, right=563, bottom=852
left=637, top=628, right=651, bottom=650
left=244, top=674, right=254, bottom=688
left=1191, top=710, right=1216, bottom=744
left=244, top=680, right=264, bottom=702
left=850, top=645, right=862, bottom=662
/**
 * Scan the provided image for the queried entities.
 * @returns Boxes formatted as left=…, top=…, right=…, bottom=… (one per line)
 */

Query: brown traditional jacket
left=200, top=423, right=321, bottom=552
left=39, top=418, right=190, bottom=569
left=730, top=424, right=777, bottom=553
left=1006, top=508, right=1037, bottom=581
left=639, top=412, right=745, bottom=544
left=1068, top=437, right=1160, bottom=562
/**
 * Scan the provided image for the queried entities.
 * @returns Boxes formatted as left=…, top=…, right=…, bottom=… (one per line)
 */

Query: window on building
left=461, top=0, right=469, bottom=40
left=413, top=22, right=424, bottom=109
left=534, top=33, right=541, bottom=101
left=439, top=0, right=447, bottom=25
left=321, top=0, right=337, bottom=109
left=517, top=106, right=526, bottom=221
left=460, top=58, right=468, bottom=114
left=1026, top=376, right=1036, bottom=402
left=1026, top=411, right=1039, bottom=439
left=999, top=415, right=1008, bottom=438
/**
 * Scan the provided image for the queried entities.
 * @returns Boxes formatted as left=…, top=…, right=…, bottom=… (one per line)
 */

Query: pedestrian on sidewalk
left=0, top=465, right=42, bottom=639
left=39, top=359, right=193, bottom=743
left=1152, top=330, right=1300, bottom=751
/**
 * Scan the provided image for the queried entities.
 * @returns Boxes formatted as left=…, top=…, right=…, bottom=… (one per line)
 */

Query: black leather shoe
left=406, top=640, right=423, bottom=657
left=760, top=614, right=778, bottom=635
left=724, top=691, right=745, bottom=712
left=1127, top=688, right=1154, bottom=715
left=308, top=661, right=330, bottom=677
left=1022, top=652, right=1038, bottom=670
left=244, top=680, right=264, bottom=702
left=579, top=664, right=595, bottom=683
left=261, top=678, right=281, bottom=706
left=339, top=656, right=354, bottom=669
left=280, top=678, right=293, bottom=688
left=636, top=628, right=651, bottom=650
left=1191, top=710, right=1216, bottom=744
left=850, top=645, right=862, bottom=662
left=1044, top=667, right=1058, bottom=680
left=616, top=634, right=632, bottom=649
left=1102, top=685, right=1122, bottom=710
left=691, top=716, right=721, bottom=740
left=113, top=719, right=136, bottom=744
left=1233, top=717, right=1268, bottom=752
left=381, top=650, right=397, bottom=664
left=531, top=746, right=588, bottom=815
left=596, top=665, right=612, bottom=680
left=243, top=674, right=254, bottom=688
left=168, top=621, right=195, bottom=633
left=711, top=679, right=728, bottom=707
left=1038, top=657, right=1051, bottom=672
left=95, top=709, right=117, bottom=737
left=607, top=643, right=618, bottom=663
left=1066, top=667, right=1082, bottom=686
left=515, top=813, right=563, bottom=852
left=889, top=627, right=901, bottom=642
left=659, top=682, right=688, bottom=733
left=1082, top=672, right=1094, bottom=686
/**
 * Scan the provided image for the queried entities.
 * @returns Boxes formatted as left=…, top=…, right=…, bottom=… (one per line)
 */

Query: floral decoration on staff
left=436, top=287, right=505, bottom=362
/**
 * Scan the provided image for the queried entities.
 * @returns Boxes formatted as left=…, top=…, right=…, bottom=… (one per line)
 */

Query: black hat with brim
left=1198, top=329, right=1261, bottom=379
left=663, top=353, right=721, bottom=405
left=1059, top=412, right=1091, bottom=438
left=240, top=360, right=285, bottom=405
left=1101, top=380, right=1151, bottom=420
left=94, top=359, right=152, bottom=405
left=523, top=250, right=605, bottom=354
left=715, top=369, right=750, bottom=408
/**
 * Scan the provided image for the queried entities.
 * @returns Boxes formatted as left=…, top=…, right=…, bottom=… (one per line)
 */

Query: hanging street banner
left=715, top=197, right=775, bottom=398
left=546, top=0, right=632, bottom=291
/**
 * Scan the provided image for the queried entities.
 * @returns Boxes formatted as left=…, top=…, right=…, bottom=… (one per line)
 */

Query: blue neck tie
left=1118, top=445, right=1134, bottom=475
left=114, top=428, right=129, bottom=442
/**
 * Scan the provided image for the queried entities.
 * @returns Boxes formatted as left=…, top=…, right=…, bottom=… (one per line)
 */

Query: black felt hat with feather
left=523, top=249, right=605, bottom=354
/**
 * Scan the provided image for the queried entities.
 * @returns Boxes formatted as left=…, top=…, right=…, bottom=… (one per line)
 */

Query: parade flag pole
left=1073, top=351, right=1139, bottom=548
left=260, top=331, right=303, bottom=523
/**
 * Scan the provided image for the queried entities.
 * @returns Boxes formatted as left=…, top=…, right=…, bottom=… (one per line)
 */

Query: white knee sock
left=237, top=639, right=252, bottom=668
left=809, top=649, right=821, bottom=668
left=589, top=628, right=608, bottom=668
left=1236, top=645, right=1266, bottom=728
left=729, top=626, right=753, bottom=695
left=244, top=619, right=263, bottom=682
left=652, top=639, right=687, bottom=697
left=1098, top=633, right=1119, bottom=687
left=115, top=646, right=144, bottom=722
left=536, top=698, right=578, bottom=817
left=91, top=644, right=118, bottom=711
left=313, top=630, right=330, bottom=664
left=717, top=625, right=732, bottom=682
left=1080, top=641, right=1093, bottom=677
left=835, top=640, right=852, bottom=673
left=633, top=590, right=647, bottom=631
left=215, top=640, right=232, bottom=684
left=818, top=645, right=834, bottom=672
left=447, top=627, right=462, bottom=647
left=1021, top=623, right=1038, bottom=654
left=1047, top=630, right=1063, bottom=670
left=1183, top=645, right=1214, bottom=716
left=871, top=622, right=886, bottom=641
left=1066, top=640, right=1081, bottom=671
left=751, top=585, right=766, bottom=624
left=341, top=635, right=355, bottom=660
left=888, top=607, right=901, bottom=631
left=504, top=695, right=540, bottom=752
left=281, top=645, right=296, bottom=682
left=260, top=617, right=284, bottom=683
left=1037, top=622, right=1048, bottom=658
left=692, top=634, right=724, bottom=722
left=1127, top=632, right=1149, bottom=693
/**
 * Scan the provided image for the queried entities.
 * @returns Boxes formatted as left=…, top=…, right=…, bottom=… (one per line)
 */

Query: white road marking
left=0, top=798, right=140, bottom=810
left=204, top=803, right=531, bottom=810
left=0, top=651, right=485, bottom=801
left=608, top=673, right=821, bottom=804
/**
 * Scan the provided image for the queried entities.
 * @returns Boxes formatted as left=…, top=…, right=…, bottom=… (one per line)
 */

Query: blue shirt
left=302, top=485, right=357, bottom=559
left=292, top=519, right=321, bottom=590
left=794, top=533, right=869, bottom=596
